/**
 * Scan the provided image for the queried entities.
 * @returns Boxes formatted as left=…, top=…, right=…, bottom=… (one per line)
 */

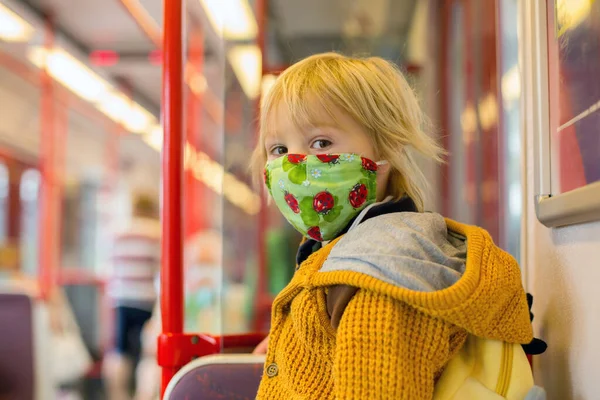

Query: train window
left=19, top=168, right=40, bottom=276
left=548, top=0, right=600, bottom=195
left=443, top=0, right=504, bottom=244
left=499, top=0, right=522, bottom=260
left=527, top=1, right=600, bottom=227
left=447, top=2, right=471, bottom=226
left=20, top=169, right=40, bottom=202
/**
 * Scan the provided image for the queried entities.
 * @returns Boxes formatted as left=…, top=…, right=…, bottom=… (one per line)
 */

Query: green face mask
left=264, top=153, right=379, bottom=241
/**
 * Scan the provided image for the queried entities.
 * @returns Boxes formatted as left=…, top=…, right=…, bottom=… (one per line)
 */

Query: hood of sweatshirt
left=312, top=212, right=533, bottom=344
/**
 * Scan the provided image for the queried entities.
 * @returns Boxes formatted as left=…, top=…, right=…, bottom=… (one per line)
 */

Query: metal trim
left=535, top=182, right=600, bottom=228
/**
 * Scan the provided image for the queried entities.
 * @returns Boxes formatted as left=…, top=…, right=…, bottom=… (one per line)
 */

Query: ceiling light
left=228, top=45, right=262, bottom=99
left=123, top=103, right=155, bottom=134
left=501, top=65, right=521, bottom=105
left=28, top=46, right=158, bottom=134
left=198, top=0, right=258, bottom=40
left=478, top=93, right=498, bottom=131
left=96, top=92, right=156, bottom=134
left=183, top=141, right=261, bottom=215
left=189, top=72, right=207, bottom=94
left=144, top=125, right=163, bottom=151
left=97, top=91, right=130, bottom=122
left=0, top=3, right=34, bottom=42
left=152, top=139, right=261, bottom=214
left=28, top=47, right=111, bottom=102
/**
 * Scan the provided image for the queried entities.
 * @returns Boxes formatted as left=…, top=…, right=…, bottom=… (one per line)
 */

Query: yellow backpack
left=433, top=335, right=546, bottom=400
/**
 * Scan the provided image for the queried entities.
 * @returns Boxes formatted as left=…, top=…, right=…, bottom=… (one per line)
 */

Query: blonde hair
left=250, top=52, right=444, bottom=211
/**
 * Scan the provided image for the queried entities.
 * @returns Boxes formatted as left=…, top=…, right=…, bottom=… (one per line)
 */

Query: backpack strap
left=522, top=293, right=547, bottom=355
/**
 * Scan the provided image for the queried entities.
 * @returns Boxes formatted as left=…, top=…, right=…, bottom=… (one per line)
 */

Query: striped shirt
left=108, top=217, right=161, bottom=310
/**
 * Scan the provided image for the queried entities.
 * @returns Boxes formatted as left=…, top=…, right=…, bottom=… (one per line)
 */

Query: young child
left=250, top=53, right=534, bottom=399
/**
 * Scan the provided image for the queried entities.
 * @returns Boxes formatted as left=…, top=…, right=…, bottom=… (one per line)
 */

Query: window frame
left=524, top=0, right=600, bottom=228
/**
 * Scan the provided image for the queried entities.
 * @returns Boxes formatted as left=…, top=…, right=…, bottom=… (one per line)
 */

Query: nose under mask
left=264, top=153, right=384, bottom=241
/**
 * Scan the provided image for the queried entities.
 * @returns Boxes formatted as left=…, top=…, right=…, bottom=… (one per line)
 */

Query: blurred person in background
left=103, top=194, right=161, bottom=400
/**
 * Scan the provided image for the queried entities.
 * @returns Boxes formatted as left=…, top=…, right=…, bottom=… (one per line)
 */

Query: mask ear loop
left=356, top=153, right=386, bottom=166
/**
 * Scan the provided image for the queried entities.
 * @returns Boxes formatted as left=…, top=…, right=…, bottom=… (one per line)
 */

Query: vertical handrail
left=160, top=0, right=184, bottom=395
left=118, top=0, right=224, bottom=124
left=253, top=0, right=270, bottom=332
left=38, top=13, right=56, bottom=301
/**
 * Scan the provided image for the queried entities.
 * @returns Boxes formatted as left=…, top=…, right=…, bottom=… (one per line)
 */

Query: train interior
left=0, top=0, right=599, bottom=399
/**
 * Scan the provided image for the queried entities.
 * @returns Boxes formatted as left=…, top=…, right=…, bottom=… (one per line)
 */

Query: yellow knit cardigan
left=256, top=219, right=533, bottom=399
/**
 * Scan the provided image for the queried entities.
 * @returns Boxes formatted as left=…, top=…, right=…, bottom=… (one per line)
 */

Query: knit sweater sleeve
left=334, top=289, right=452, bottom=399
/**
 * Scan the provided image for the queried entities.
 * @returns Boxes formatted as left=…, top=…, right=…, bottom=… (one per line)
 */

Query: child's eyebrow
left=303, top=124, right=341, bottom=137
left=264, top=135, right=283, bottom=147
left=307, top=117, right=336, bottom=127
left=263, top=128, right=280, bottom=142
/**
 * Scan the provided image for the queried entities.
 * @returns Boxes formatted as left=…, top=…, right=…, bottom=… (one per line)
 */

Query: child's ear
left=375, top=164, right=392, bottom=200
left=263, top=187, right=273, bottom=205
left=376, top=161, right=391, bottom=175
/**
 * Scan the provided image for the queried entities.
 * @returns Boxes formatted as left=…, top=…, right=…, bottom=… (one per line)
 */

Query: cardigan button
left=266, top=363, right=278, bottom=378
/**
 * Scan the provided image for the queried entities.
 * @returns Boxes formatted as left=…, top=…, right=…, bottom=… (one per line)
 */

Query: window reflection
left=0, top=163, right=8, bottom=244
left=548, top=0, right=600, bottom=193
left=499, top=0, right=522, bottom=260
left=19, top=168, right=40, bottom=276
left=448, top=2, right=471, bottom=225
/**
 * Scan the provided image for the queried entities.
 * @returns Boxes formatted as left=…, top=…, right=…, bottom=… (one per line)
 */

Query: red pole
left=257, top=0, right=267, bottom=61
left=253, top=0, right=271, bottom=331
left=54, top=98, right=66, bottom=272
left=117, top=0, right=224, bottom=125
left=160, top=0, right=184, bottom=394
left=38, top=14, right=57, bottom=301
left=439, top=0, right=451, bottom=217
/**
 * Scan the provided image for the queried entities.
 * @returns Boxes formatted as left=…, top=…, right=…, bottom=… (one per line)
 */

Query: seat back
left=164, top=354, right=265, bottom=400
left=0, top=292, right=35, bottom=399
left=0, top=287, right=53, bottom=400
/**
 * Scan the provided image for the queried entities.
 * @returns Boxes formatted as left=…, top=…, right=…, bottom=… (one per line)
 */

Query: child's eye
left=270, top=146, right=288, bottom=156
left=311, top=139, right=332, bottom=150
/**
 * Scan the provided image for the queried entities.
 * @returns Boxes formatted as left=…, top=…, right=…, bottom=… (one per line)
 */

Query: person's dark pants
left=114, top=306, right=153, bottom=362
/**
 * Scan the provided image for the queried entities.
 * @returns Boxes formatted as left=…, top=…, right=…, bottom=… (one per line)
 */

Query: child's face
left=265, top=102, right=390, bottom=201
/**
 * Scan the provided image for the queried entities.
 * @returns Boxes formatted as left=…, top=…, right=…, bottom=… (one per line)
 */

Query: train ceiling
left=9, top=0, right=417, bottom=115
